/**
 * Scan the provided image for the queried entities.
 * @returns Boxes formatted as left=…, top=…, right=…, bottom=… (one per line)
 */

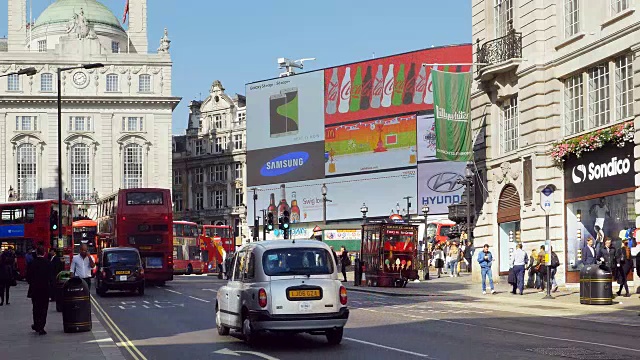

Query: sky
left=1, top=0, right=472, bottom=134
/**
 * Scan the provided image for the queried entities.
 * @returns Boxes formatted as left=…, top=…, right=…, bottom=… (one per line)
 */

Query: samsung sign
left=260, top=151, right=310, bottom=177
left=564, top=143, right=634, bottom=201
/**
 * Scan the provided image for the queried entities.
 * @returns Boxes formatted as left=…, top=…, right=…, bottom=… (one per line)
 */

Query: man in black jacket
left=26, top=245, right=50, bottom=335
left=48, top=248, right=63, bottom=302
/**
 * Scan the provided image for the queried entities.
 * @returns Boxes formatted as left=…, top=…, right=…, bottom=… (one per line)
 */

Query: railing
left=476, top=30, right=522, bottom=73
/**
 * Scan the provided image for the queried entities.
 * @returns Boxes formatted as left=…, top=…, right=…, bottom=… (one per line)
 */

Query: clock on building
left=73, top=71, right=88, bottom=88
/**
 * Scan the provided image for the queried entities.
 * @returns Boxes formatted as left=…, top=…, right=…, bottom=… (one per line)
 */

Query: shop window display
left=566, top=192, right=635, bottom=272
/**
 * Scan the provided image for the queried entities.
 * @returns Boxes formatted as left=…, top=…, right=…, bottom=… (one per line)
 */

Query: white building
left=0, top=0, right=180, bottom=218
left=471, top=0, right=639, bottom=285
left=172, top=80, right=248, bottom=245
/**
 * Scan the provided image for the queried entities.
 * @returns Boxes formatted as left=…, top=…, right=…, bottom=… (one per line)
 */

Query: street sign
left=540, top=186, right=554, bottom=213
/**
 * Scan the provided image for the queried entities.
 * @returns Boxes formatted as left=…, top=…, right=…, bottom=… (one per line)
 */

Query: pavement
left=0, top=282, right=126, bottom=360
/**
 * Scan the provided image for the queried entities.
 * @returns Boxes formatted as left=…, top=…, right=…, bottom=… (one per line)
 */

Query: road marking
left=165, top=289, right=182, bottom=295
left=188, top=295, right=210, bottom=303
left=202, top=288, right=218, bottom=293
left=435, top=318, right=640, bottom=354
left=91, top=296, right=147, bottom=360
left=214, top=348, right=280, bottom=359
left=344, top=337, right=433, bottom=358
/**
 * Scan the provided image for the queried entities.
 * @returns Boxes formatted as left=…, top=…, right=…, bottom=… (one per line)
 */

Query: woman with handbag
left=616, top=239, right=633, bottom=297
left=433, top=244, right=445, bottom=278
left=0, top=246, right=17, bottom=306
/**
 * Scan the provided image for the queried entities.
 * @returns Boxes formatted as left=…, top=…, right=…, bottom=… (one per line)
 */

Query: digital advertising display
left=246, top=71, right=325, bottom=151
left=417, top=161, right=467, bottom=215
left=325, top=114, right=417, bottom=175
left=247, top=141, right=326, bottom=187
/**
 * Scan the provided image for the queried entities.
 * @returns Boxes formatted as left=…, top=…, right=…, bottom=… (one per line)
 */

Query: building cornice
left=0, top=96, right=182, bottom=110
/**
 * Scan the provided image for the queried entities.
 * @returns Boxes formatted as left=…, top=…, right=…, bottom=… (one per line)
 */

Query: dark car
left=96, top=247, right=145, bottom=296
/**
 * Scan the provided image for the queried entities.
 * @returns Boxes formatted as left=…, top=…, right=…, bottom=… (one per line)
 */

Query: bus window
left=188, top=246, right=200, bottom=261
left=126, top=192, right=164, bottom=205
left=173, top=224, right=183, bottom=237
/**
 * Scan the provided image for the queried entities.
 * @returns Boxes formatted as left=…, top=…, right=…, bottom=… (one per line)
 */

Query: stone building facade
left=470, top=0, right=640, bottom=284
left=0, top=0, right=179, bottom=218
left=172, top=80, right=248, bottom=244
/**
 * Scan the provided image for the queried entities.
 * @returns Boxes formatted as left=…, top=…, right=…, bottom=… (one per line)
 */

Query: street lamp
left=422, top=204, right=430, bottom=280
left=321, top=184, right=332, bottom=225
left=456, top=161, right=475, bottom=246
left=0, top=67, right=37, bottom=78
left=250, top=188, right=260, bottom=242
left=57, top=63, right=104, bottom=248
left=403, top=196, right=412, bottom=219
left=360, top=203, right=368, bottom=224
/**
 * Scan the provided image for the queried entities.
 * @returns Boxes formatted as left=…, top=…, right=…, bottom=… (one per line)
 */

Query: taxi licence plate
left=115, top=271, right=131, bottom=275
left=118, top=275, right=128, bottom=281
left=288, top=289, right=321, bottom=299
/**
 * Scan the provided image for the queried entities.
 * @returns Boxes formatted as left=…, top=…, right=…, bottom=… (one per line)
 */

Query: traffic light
left=50, top=210, right=58, bottom=231
left=282, top=211, right=290, bottom=230
left=267, top=212, right=274, bottom=232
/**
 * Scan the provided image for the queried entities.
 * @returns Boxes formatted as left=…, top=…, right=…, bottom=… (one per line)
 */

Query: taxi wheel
left=326, top=327, right=343, bottom=345
left=242, top=317, right=256, bottom=345
left=216, top=306, right=230, bottom=336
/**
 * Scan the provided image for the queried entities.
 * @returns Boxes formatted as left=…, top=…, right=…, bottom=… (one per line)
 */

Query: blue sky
left=1, top=0, right=472, bottom=134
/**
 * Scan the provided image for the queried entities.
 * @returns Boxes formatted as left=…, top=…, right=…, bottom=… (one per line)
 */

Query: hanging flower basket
left=551, top=121, right=634, bottom=164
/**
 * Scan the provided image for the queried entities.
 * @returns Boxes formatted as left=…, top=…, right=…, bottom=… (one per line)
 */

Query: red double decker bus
left=172, top=221, right=203, bottom=275
left=96, top=189, right=174, bottom=285
left=0, top=200, right=73, bottom=279
left=200, top=224, right=234, bottom=274
left=72, top=219, right=98, bottom=275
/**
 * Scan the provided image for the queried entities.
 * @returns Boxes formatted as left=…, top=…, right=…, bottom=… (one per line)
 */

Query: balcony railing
left=476, top=29, right=522, bottom=73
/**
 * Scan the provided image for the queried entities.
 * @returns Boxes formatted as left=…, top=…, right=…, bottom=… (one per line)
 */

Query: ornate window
left=106, top=74, right=119, bottom=92
left=214, top=190, right=226, bottom=209
left=16, top=116, right=37, bottom=131
left=215, top=136, right=224, bottom=153
left=235, top=188, right=244, bottom=207
left=494, top=0, right=514, bottom=38
left=139, top=74, right=151, bottom=92
left=17, top=144, right=37, bottom=200
left=194, top=168, right=203, bottom=184
left=41, top=73, right=53, bottom=92
left=233, top=134, right=243, bottom=150
left=499, top=96, right=519, bottom=154
left=214, top=165, right=225, bottom=182
left=195, top=192, right=204, bottom=211
left=70, top=144, right=90, bottom=201
left=234, top=163, right=243, bottom=180
left=123, top=144, right=143, bottom=189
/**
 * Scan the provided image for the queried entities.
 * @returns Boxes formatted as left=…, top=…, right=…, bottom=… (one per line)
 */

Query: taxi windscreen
left=262, top=248, right=334, bottom=276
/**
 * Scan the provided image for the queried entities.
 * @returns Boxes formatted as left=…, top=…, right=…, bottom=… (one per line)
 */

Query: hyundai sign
left=564, top=143, right=634, bottom=201
left=0, top=225, right=25, bottom=238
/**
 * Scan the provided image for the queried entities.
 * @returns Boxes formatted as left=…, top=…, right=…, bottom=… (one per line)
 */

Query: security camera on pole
left=537, top=184, right=557, bottom=300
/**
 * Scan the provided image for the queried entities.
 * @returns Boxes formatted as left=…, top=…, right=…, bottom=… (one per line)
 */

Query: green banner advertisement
left=433, top=70, right=472, bottom=162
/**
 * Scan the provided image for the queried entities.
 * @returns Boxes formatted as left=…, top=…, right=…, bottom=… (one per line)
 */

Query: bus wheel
left=187, top=264, right=193, bottom=275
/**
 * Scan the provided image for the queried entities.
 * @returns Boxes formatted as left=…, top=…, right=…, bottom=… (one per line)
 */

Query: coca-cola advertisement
left=323, top=45, right=472, bottom=126
left=324, top=114, right=417, bottom=176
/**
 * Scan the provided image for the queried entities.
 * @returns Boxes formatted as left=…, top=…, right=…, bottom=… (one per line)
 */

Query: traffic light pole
left=262, top=209, right=267, bottom=241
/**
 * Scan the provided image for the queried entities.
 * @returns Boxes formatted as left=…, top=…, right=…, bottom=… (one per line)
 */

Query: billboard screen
left=247, top=141, right=326, bottom=187
left=246, top=71, right=325, bottom=151
left=418, top=161, right=467, bottom=215
left=248, top=169, right=417, bottom=223
left=324, top=45, right=472, bottom=126
left=325, top=114, right=416, bottom=176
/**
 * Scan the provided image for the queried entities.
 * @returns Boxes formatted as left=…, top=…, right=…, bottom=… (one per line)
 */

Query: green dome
left=34, top=0, right=123, bottom=30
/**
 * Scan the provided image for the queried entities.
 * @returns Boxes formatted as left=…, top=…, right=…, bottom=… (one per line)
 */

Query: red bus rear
left=0, top=200, right=73, bottom=279
left=72, top=219, right=98, bottom=275
left=172, top=221, right=203, bottom=275
left=97, top=189, right=173, bottom=284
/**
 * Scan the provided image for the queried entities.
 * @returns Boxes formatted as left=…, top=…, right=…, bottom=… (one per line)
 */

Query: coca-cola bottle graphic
left=413, top=64, right=427, bottom=104
left=350, top=66, right=363, bottom=112
left=338, top=67, right=351, bottom=114
left=268, top=193, right=278, bottom=225
left=277, top=184, right=290, bottom=219
left=290, top=191, right=300, bottom=223
left=371, top=65, right=384, bottom=109
left=326, top=68, right=339, bottom=115
left=424, top=64, right=438, bottom=105
left=403, top=63, right=416, bottom=105
left=360, top=65, right=373, bottom=110
left=381, top=64, right=394, bottom=108
left=392, top=63, right=405, bottom=106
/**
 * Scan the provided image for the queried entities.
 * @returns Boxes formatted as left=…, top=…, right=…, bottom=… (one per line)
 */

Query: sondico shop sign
left=563, top=143, right=634, bottom=201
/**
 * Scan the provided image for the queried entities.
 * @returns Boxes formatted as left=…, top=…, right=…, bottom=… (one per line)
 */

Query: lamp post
left=403, top=196, right=412, bottom=220
left=57, top=63, right=104, bottom=248
left=456, top=161, right=475, bottom=245
left=250, top=188, right=259, bottom=242
left=422, top=204, right=430, bottom=280
left=0, top=67, right=37, bottom=78
left=321, top=184, right=332, bottom=225
left=360, top=203, right=368, bottom=224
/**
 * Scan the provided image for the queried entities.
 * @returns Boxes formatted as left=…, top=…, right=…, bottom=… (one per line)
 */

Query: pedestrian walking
left=26, top=245, right=50, bottom=335
left=463, top=240, right=473, bottom=273
left=48, top=248, right=63, bottom=302
left=0, top=246, right=17, bottom=306
left=526, top=248, right=537, bottom=288
left=477, top=244, right=495, bottom=295
left=615, top=239, right=633, bottom=297
left=549, top=246, right=560, bottom=292
left=597, top=238, right=616, bottom=270
left=447, top=242, right=460, bottom=277
left=433, top=244, right=445, bottom=278
left=582, top=237, right=597, bottom=265
left=339, top=246, right=349, bottom=282
left=70, top=244, right=95, bottom=291
left=511, top=243, right=528, bottom=295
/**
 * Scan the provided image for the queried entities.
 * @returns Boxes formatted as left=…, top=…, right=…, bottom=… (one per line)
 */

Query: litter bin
left=55, top=271, right=71, bottom=312
left=579, top=264, right=613, bottom=305
left=62, top=277, right=92, bottom=333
